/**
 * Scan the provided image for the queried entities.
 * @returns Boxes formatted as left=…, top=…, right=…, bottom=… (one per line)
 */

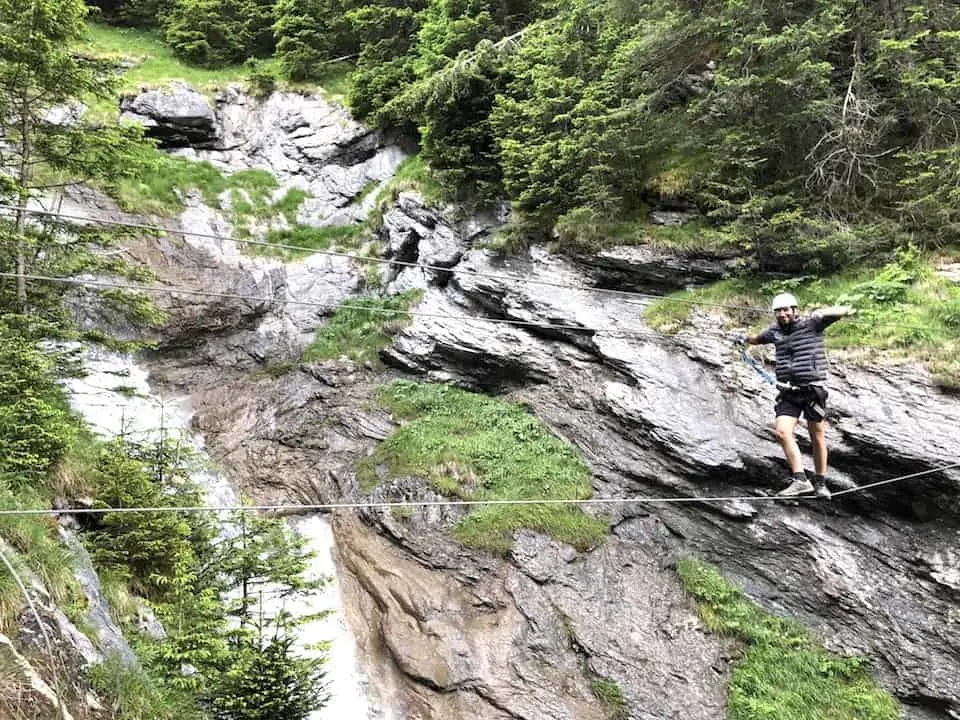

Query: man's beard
left=777, top=315, right=793, bottom=329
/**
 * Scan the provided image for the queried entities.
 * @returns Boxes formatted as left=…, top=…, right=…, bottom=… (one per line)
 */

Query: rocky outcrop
left=71, top=77, right=960, bottom=719
left=374, top=199, right=960, bottom=719
left=0, top=633, right=78, bottom=720
left=574, top=243, right=738, bottom=292
left=43, top=184, right=363, bottom=365
left=59, top=529, right=138, bottom=668
left=0, top=531, right=131, bottom=720
left=119, top=83, right=409, bottom=227
left=182, top=86, right=408, bottom=226
left=335, top=509, right=734, bottom=720
left=121, top=81, right=219, bottom=147
left=137, top=190, right=960, bottom=720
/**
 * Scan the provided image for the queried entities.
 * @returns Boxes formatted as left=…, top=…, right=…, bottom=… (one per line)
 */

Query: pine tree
left=0, top=0, right=159, bottom=328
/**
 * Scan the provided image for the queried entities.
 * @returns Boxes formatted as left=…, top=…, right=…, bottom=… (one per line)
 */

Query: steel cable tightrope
left=0, top=462, right=955, bottom=517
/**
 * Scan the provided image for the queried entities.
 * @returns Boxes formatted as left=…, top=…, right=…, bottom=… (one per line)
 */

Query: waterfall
left=62, top=344, right=382, bottom=719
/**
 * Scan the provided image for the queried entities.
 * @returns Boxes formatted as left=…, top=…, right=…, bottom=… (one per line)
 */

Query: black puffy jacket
left=755, top=315, right=840, bottom=385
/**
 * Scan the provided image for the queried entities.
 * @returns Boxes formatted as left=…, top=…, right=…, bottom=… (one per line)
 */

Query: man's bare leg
left=775, top=415, right=803, bottom=473
left=808, top=420, right=827, bottom=475
left=775, top=415, right=813, bottom=496
left=808, top=419, right=831, bottom=498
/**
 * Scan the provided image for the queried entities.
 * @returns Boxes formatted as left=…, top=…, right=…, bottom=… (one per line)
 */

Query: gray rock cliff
left=139, top=193, right=959, bottom=720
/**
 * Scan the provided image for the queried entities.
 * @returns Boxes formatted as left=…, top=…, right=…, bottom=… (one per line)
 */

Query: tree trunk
left=14, top=89, right=32, bottom=312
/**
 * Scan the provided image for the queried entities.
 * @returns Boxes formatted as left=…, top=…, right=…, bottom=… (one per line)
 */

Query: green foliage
left=367, top=380, right=607, bottom=554
left=163, top=0, right=276, bottom=67
left=273, top=0, right=337, bottom=82
left=644, top=247, right=960, bottom=387
left=677, top=557, right=900, bottom=720
left=303, top=290, right=423, bottom=365
left=108, top=147, right=278, bottom=215
left=88, top=0, right=174, bottom=28
left=591, top=678, right=627, bottom=720
left=84, top=437, right=210, bottom=599
left=374, top=154, right=445, bottom=206
left=257, top=223, right=371, bottom=259
left=82, top=436, right=329, bottom=719
left=308, top=0, right=959, bottom=273
left=0, top=0, right=163, bottom=321
left=76, top=22, right=252, bottom=98
left=207, top=512, right=322, bottom=627
left=0, top=486, right=83, bottom=629
left=244, top=57, right=278, bottom=97
left=90, top=653, right=203, bottom=720
left=205, top=632, right=328, bottom=720
left=0, top=322, right=77, bottom=485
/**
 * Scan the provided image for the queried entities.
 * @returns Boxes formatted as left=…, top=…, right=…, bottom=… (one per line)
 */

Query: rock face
left=574, top=243, right=737, bottom=292
left=77, top=80, right=960, bottom=720
left=376, top=200, right=960, bottom=720
left=0, top=532, right=129, bottom=720
left=336, top=510, right=734, bottom=720
left=120, top=82, right=219, bottom=147
left=119, top=83, right=409, bottom=227
left=140, top=191, right=960, bottom=720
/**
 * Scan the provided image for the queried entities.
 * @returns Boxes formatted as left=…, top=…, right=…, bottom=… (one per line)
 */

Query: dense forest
left=88, top=0, right=959, bottom=272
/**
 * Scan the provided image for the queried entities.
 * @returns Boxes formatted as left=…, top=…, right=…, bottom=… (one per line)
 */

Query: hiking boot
left=777, top=476, right=814, bottom=497
left=814, top=476, right=832, bottom=500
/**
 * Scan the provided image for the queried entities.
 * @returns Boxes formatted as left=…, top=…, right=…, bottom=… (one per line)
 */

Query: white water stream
left=62, top=345, right=384, bottom=720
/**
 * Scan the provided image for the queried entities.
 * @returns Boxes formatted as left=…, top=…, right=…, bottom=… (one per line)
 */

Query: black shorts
left=775, top=386, right=828, bottom=422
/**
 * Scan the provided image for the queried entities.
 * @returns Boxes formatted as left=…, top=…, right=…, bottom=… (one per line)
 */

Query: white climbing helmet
left=771, top=292, right=798, bottom=311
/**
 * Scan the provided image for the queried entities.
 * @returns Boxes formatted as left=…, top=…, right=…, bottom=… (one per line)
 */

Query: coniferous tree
left=0, top=0, right=157, bottom=325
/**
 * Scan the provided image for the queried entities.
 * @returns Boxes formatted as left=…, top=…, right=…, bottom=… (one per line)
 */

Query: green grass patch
left=0, top=485, right=83, bottom=629
left=374, top=154, right=445, bottom=209
left=109, top=146, right=278, bottom=216
left=90, top=653, right=202, bottom=720
left=366, top=381, right=608, bottom=554
left=643, top=276, right=765, bottom=333
left=677, top=557, right=899, bottom=720
left=78, top=23, right=249, bottom=95
left=76, top=23, right=352, bottom=118
left=254, top=360, right=297, bottom=378
left=318, top=62, right=355, bottom=99
left=273, top=188, right=309, bottom=224
left=258, top=223, right=371, bottom=259
left=303, top=290, right=423, bottom=365
left=643, top=248, right=960, bottom=388
left=551, top=206, right=732, bottom=255
left=591, top=679, right=628, bottom=720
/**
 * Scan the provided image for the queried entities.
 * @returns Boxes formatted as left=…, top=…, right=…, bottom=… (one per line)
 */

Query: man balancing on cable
left=734, top=292, right=855, bottom=499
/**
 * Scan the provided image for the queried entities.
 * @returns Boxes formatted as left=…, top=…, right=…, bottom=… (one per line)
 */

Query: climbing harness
left=739, top=345, right=828, bottom=420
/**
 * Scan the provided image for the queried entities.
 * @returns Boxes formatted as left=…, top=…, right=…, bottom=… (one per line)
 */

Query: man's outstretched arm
left=813, top=305, right=856, bottom=319
left=812, top=305, right=856, bottom=328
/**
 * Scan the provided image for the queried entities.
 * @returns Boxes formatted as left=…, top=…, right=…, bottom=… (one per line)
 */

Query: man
left=735, top=292, right=855, bottom=499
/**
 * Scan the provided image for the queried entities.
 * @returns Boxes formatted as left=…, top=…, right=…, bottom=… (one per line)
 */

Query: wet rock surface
left=72, top=83, right=960, bottom=719
left=145, top=194, right=960, bottom=720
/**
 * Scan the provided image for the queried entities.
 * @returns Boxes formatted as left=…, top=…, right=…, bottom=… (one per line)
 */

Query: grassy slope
left=359, top=380, right=608, bottom=555
left=303, top=290, right=424, bottom=365
left=678, top=558, right=899, bottom=720
left=78, top=23, right=250, bottom=95
left=644, top=249, right=960, bottom=388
